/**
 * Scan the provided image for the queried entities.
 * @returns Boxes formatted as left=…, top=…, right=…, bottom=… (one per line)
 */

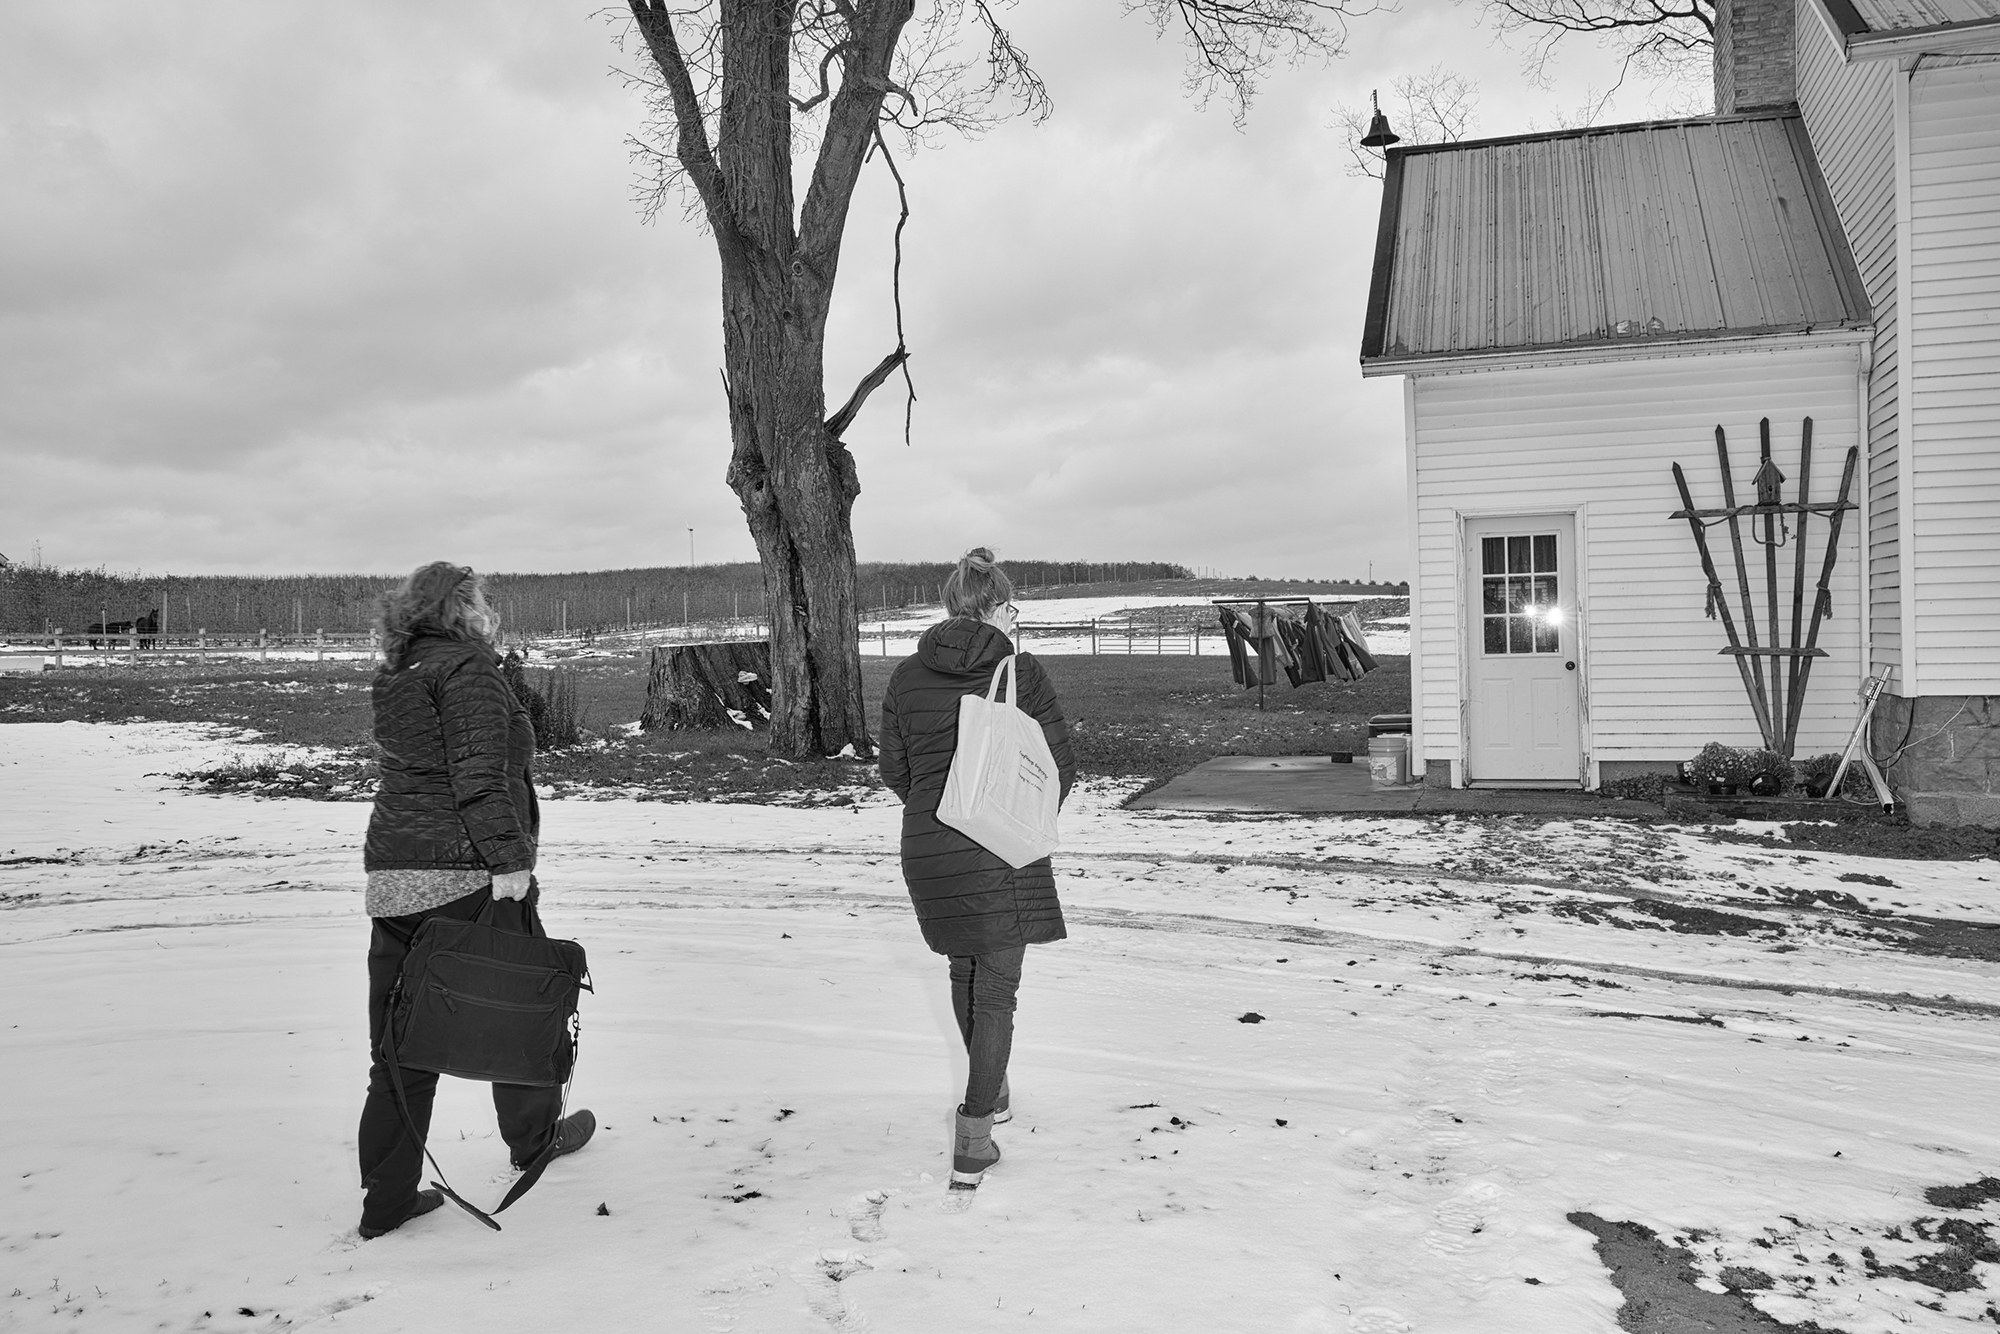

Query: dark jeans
left=948, top=947, right=1024, bottom=1118
left=357, top=883, right=563, bottom=1231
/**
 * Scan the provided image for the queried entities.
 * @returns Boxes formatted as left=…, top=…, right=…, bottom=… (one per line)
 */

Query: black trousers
left=357, top=883, right=563, bottom=1231
left=948, top=947, right=1024, bottom=1119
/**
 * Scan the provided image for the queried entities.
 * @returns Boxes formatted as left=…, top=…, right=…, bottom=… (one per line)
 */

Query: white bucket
left=1367, top=734, right=1409, bottom=786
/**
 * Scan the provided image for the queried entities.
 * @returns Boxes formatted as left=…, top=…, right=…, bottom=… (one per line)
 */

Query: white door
left=1464, top=515, right=1582, bottom=785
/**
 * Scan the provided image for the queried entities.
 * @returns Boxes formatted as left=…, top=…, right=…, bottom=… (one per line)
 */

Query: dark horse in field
left=86, top=610, right=161, bottom=648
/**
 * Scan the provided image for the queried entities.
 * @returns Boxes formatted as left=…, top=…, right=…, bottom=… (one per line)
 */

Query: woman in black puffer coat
left=878, top=548, right=1075, bottom=1189
left=353, top=562, right=592, bottom=1239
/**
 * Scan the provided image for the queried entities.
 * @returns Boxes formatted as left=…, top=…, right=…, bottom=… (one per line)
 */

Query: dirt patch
left=1712, top=819, right=2000, bottom=862
left=1588, top=1011, right=1726, bottom=1028
left=1861, top=1216, right=2000, bottom=1293
left=1851, top=915, right=2000, bottom=965
left=1569, top=1212, right=1849, bottom=1332
left=1927, top=1178, right=2000, bottom=1212
left=1547, top=897, right=1784, bottom=940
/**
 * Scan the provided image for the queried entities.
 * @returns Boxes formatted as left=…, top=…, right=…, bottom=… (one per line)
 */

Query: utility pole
left=688, top=528, right=695, bottom=569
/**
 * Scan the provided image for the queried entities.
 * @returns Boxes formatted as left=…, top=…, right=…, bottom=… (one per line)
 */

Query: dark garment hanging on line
left=1219, top=608, right=1258, bottom=687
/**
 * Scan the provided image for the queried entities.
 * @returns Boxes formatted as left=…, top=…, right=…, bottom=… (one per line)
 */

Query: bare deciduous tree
left=1335, top=66, right=1480, bottom=178
left=621, top=0, right=1374, bottom=759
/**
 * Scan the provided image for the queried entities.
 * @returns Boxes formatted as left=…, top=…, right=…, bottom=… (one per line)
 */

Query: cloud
left=0, top=1, right=1663, bottom=580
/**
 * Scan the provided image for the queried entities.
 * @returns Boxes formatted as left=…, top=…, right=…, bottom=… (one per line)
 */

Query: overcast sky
left=0, top=3, right=1700, bottom=582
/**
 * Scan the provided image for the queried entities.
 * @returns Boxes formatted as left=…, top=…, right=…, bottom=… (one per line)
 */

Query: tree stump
left=642, top=641, right=773, bottom=732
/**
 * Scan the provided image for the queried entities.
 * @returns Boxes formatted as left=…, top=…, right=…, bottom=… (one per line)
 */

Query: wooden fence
left=2, top=630, right=378, bottom=666
left=865, top=619, right=1216, bottom=656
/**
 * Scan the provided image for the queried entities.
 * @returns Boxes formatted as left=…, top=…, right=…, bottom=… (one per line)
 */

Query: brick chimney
left=1714, top=0, right=1797, bottom=113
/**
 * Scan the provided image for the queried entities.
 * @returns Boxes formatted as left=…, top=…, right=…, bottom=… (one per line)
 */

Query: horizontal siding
left=1411, top=347, right=1865, bottom=766
left=1908, top=64, right=2000, bottom=694
left=1796, top=1, right=1904, bottom=680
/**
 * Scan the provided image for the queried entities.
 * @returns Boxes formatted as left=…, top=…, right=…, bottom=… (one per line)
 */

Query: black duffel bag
left=379, top=883, right=591, bottom=1229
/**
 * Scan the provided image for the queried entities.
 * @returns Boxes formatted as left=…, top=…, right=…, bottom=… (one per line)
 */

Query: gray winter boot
left=952, top=1105, right=1002, bottom=1186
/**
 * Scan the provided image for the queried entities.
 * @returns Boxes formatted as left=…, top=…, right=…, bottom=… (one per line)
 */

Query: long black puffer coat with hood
left=363, top=635, right=539, bottom=876
left=878, top=618, right=1076, bottom=956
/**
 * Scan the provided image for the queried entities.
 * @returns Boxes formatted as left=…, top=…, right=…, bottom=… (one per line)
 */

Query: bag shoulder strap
left=985, top=655, right=1017, bottom=707
left=379, top=959, right=573, bottom=1233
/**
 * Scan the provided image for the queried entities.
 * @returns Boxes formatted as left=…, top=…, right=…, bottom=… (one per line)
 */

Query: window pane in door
left=1534, top=620, right=1560, bottom=653
left=1508, top=617, right=1533, bottom=653
left=1484, top=617, right=1507, bottom=654
left=1482, top=537, right=1504, bottom=576
left=1507, top=535, right=1531, bottom=573
left=1507, top=577, right=1531, bottom=613
left=1533, top=533, right=1558, bottom=572
left=1482, top=579, right=1506, bottom=615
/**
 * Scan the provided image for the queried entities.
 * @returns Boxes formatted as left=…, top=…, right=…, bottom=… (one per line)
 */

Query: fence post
left=128, top=633, right=140, bottom=664
left=316, top=629, right=325, bottom=663
left=50, top=629, right=62, bottom=669
left=880, top=622, right=887, bottom=656
left=1090, top=619, right=1097, bottom=655
left=198, top=628, right=208, bottom=664
left=259, top=628, right=268, bottom=662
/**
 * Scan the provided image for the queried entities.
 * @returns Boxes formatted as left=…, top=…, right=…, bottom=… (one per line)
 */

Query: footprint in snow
left=1477, top=1049, right=1525, bottom=1107
left=1346, top=1304, right=1413, bottom=1333
left=1422, top=1180, right=1506, bottom=1256
left=790, top=1249, right=875, bottom=1331
left=846, top=1189, right=892, bottom=1243
left=698, top=1262, right=781, bottom=1332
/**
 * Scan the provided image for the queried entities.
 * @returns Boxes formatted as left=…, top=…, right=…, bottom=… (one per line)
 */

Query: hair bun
left=961, top=547, right=996, bottom=567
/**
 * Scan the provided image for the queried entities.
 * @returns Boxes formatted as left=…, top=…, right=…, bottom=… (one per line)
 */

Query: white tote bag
left=935, top=656, right=1061, bottom=869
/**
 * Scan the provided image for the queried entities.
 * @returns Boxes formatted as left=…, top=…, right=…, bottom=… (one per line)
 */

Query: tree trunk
left=641, top=641, right=773, bottom=732
left=722, top=287, right=873, bottom=759
left=629, top=0, right=915, bottom=760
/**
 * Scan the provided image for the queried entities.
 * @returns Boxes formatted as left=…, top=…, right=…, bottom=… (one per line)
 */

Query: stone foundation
left=1875, top=692, right=2000, bottom=828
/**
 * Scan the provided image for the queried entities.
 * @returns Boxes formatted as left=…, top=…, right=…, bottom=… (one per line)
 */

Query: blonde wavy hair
left=376, top=561, right=499, bottom=668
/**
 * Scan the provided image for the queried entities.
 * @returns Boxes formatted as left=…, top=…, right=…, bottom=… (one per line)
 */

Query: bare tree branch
left=1126, top=0, right=1384, bottom=121
left=871, top=124, right=918, bottom=444
left=799, top=0, right=912, bottom=268
left=1481, top=0, right=1714, bottom=95
left=627, top=1, right=737, bottom=234
left=824, top=346, right=912, bottom=438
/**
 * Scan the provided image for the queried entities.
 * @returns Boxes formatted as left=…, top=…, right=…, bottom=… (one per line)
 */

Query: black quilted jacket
left=878, top=618, right=1075, bottom=956
left=363, top=635, right=538, bottom=875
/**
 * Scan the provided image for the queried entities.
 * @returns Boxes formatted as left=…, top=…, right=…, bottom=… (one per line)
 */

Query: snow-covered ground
left=533, top=593, right=1413, bottom=662
left=5, top=722, right=1998, bottom=1332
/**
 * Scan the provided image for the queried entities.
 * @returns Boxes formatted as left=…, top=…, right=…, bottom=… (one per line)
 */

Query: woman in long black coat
left=877, top=549, right=1075, bottom=1189
left=355, top=561, right=594, bottom=1238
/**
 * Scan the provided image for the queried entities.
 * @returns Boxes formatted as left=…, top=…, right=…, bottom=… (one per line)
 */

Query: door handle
left=1564, top=661, right=1576, bottom=671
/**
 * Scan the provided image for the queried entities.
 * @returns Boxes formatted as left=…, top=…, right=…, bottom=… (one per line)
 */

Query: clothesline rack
left=1212, top=597, right=1362, bottom=711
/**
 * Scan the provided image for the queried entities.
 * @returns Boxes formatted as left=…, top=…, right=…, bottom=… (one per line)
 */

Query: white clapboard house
left=1360, top=0, right=2000, bottom=825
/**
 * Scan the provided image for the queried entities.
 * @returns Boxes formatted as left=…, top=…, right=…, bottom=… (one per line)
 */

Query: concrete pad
left=1128, top=755, right=1423, bottom=813
left=1131, top=754, right=1663, bottom=820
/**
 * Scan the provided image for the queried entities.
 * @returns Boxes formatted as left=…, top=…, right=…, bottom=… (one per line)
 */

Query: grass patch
left=171, top=752, right=379, bottom=801
left=0, top=662, right=376, bottom=748
left=2, top=651, right=1409, bottom=802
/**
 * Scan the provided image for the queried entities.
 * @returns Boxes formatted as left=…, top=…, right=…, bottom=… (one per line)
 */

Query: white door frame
left=1453, top=506, right=1591, bottom=788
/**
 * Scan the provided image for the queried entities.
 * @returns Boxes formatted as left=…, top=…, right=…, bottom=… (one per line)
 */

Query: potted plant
left=1796, top=752, right=1843, bottom=800
left=1743, top=749, right=1796, bottom=798
left=1688, top=742, right=1753, bottom=795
